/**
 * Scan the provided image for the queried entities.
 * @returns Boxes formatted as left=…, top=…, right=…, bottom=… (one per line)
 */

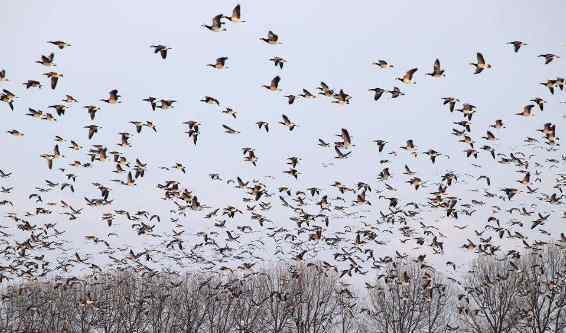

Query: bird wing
left=477, top=52, right=486, bottom=65
left=433, top=59, right=441, bottom=71
left=404, top=68, right=418, bottom=80
left=341, top=128, right=351, bottom=145
left=213, top=14, right=223, bottom=27
left=271, top=76, right=280, bottom=88
left=233, top=4, right=241, bottom=18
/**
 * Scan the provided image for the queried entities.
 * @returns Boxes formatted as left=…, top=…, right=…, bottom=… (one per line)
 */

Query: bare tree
left=516, top=246, right=566, bottom=333
left=364, top=260, right=455, bottom=333
left=288, top=263, right=340, bottom=333
left=458, top=255, right=524, bottom=333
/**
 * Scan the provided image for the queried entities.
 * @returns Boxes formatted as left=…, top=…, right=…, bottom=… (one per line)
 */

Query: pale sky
left=1, top=0, right=565, bottom=280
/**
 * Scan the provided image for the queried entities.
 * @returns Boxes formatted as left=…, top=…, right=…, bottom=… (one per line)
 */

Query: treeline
left=1, top=246, right=565, bottom=333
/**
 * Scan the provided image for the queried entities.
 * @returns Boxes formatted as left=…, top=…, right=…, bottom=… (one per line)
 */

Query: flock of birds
left=1, top=4, right=566, bottom=284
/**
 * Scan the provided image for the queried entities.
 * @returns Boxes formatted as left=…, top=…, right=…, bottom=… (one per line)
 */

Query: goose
left=299, top=89, right=315, bottom=98
left=222, top=107, right=238, bottom=118
left=0, top=69, right=8, bottom=82
left=507, top=41, right=527, bottom=53
left=426, top=59, right=445, bottom=78
left=263, top=76, right=281, bottom=91
left=207, top=57, right=228, bottom=69
left=43, top=71, right=63, bottom=89
left=202, top=14, right=226, bottom=32
left=501, top=188, right=520, bottom=200
left=48, top=40, right=71, bottom=49
left=388, top=86, right=404, bottom=98
left=222, top=124, right=240, bottom=134
left=48, top=104, right=68, bottom=116
left=516, top=104, right=535, bottom=117
left=84, top=105, right=100, bottom=120
left=482, top=131, right=497, bottom=141
left=397, top=68, right=418, bottom=84
left=540, top=80, right=557, bottom=94
left=260, top=30, right=281, bottom=44
left=490, top=119, right=506, bottom=129
left=62, top=95, right=78, bottom=103
left=201, top=96, right=220, bottom=105
left=470, top=52, right=491, bottom=74
left=369, top=88, right=385, bottom=101
left=84, top=125, right=101, bottom=139
left=530, top=97, right=545, bottom=111
left=372, top=60, right=394, bottom=69
left=40, top=154, right=56, bottom=169
left=100, top=89, right=121, bottom=104
left=7, top=129, right=24, bottom=137
left=538, top=53, right=560, bottom=64
left=336, top=128, right=353, bottom=149
left=317, top=82, right=334, bottom=96
left=26, top=108, right=44, bottom=118
left=224, top=4, right=245, bottom=23
left=269, top=57, right=287, bottom=69
left=1, top=89, right=16, bottom=110
left=407, top=177, right=423, bottom=190
left=332, top=89, right=351, bottom=104
left=284, top=95, right=296, bottom=104
left=279, top=114, right=296, bottom=131
left=442, top=97, right=459, bottom=112
left=256, top=121, right=269, bottom=132
left=23, top=80, right=42, bottom=89
left=143, top=96, right=157, bottom=110
left=36, top=53, right=56, bottom=66
left=150, top=45, right=171, bottom=59
left=158, top=99, right=176, bottom=110
left=373, top=139, right=387, bottom=152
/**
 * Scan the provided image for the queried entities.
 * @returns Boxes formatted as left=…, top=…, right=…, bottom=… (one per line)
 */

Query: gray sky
left=1, top=0, right=566, bottom=279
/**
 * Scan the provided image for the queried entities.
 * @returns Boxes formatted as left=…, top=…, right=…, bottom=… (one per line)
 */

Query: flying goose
left=279, top=114, right=296, bottom=130
left=530, top=97, right=545, bottom=111
left=224, top=4, right=245, bottom=22
left=516, top=104, right=535, bottom=117
left=540, top=80, right=557, bottom=94
left=207, top=57, right=229, bottom=69
left=426, top=59, right=445, bottom=78
left=202, top=14, right=226, bottom=32
left=397, top=68, right=418, bottom=84
left=263, top=76, right=281, bottom=91
left=36, top=53, right=55, bottom=66
left=7, top=129, right=24, bottom=137
left=269, top=57, right=287, bottom=69
left=48, top=40, right=71, bottom=49
left=442, top=97, right=459, bottom=112
left=100, top=89, right=121, bottom=104
left=0, top=69, right=8, bottom=82
left=62, top=94, right=78, bottom=103
left=332, top=89, right=351, bottom=104
left=470, top=53, right=491, bottom=74
left=256, top=121, right=269, bottom=132
left=507, top=41, right=527, bottom=53
left=84, top=125, right=102, bottom=139
left=84, top=105, right=100, bottom=120
left=388, top=87, right=404, bottom=98
left=1, top=89, right=16, bottom=110
left=43, top=71, right=63, bottom=89
left=260, top=31, right=281, bottom=44
left=143, top=96, right=157, bottom=110
left=150, top=45, right=172, bottom=59
left=222, top=124, right=240, bottom=134
left=372, top=60, right=394, bottom=69
left=369, top=88, right=385, bottom=101
left=538, top=53, right=560, bottom=64
left=284, top=95, right=296, bottom=104
left=200, top=96, right=220, bottom=105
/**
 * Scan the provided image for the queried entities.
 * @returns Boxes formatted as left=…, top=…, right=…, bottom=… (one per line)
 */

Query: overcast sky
left=1, top=0, right=566, bottom=279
